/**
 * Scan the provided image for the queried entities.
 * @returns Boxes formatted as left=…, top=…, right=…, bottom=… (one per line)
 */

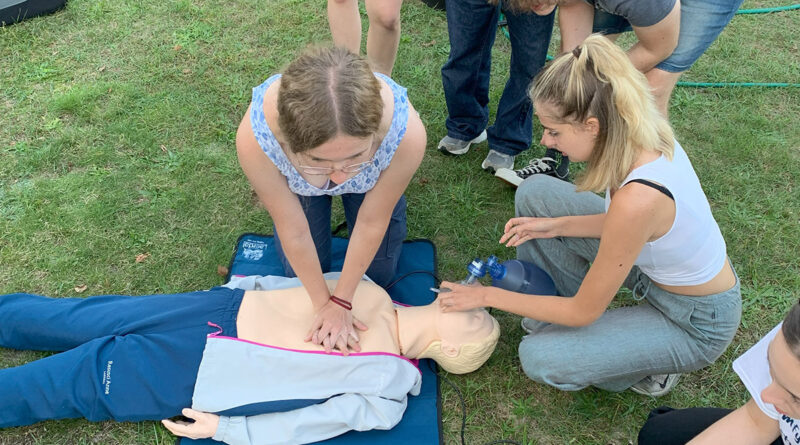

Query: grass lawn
left=1, top=0, right=798, bottom=443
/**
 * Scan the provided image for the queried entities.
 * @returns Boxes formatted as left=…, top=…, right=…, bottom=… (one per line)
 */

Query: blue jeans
left=513, top=176, right=741, bottom=391
left=273, top=193, right=407, bottom=287
left=441, top=0, right=554, bottom=156
left=592, top=0, right=744, bottom=72
left=0, top=288, right=243, bottom=427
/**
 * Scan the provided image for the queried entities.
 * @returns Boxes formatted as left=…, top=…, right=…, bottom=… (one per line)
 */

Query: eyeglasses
left=296, top=156, right=376, bottom=176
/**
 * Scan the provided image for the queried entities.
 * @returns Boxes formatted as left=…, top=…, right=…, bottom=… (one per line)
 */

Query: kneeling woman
left=236, top=47, right=426, bottom=354
left=0, top=280, right=499, bottom=444
left=439, top=35, right=740, bottom=396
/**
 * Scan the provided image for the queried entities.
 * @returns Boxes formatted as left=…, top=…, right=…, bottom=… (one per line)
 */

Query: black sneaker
left=495, top=156, right=569, bottom=186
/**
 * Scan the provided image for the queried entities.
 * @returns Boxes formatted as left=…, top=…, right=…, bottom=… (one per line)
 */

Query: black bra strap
left=625, top=179, right=674, bottom=200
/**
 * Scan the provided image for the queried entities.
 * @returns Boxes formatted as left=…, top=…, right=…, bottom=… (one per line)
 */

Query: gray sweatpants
left=515, top=175, right=741, bottom=392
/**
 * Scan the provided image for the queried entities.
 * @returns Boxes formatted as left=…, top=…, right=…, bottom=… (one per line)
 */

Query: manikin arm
left=214, top=393, right=407, bottom=445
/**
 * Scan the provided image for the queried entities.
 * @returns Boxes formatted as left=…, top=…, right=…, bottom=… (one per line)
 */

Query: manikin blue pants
left=0, top=287, right=244, bottom=427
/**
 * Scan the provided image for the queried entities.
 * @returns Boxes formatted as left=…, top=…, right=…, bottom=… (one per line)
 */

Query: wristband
left=329, top=295, right=352, bottom=311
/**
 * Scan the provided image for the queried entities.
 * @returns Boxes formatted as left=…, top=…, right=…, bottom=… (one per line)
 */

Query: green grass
left=1, top=0, right=799, bottom=443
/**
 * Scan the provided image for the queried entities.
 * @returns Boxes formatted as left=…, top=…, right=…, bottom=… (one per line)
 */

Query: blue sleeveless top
left=250, top=73, right=409, bottom=196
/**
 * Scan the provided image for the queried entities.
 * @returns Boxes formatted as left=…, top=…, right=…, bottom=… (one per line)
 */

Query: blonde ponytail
left=530, top=35, right=674, bottom=193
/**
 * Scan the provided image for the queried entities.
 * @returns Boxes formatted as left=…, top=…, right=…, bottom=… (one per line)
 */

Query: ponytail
left=530, top=35, right=674, bottom=192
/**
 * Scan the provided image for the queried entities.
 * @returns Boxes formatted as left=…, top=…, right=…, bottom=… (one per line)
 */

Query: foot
left=437, top=130, right=487, bottom=156
left=494, top=156, right=570, bottom=187
left=481, top=150, right=515, bottom=173
left=630, top=373, right=681, bottom=397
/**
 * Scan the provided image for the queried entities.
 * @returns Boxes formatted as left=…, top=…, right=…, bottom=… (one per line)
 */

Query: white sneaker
left=630, top=373, right=681, bottom=397
left=481, top=150, right=515, bottom=173
left=437, top=130, right=487, bottom=156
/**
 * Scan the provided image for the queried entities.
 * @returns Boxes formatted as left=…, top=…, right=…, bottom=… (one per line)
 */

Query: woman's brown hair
left=278, top=47, right=383, bottom=153
left=782, top=301, right=800, bottom=359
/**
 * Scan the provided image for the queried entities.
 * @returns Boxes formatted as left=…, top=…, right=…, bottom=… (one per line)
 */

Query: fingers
left=347, top=331, right=362, bottom=353
left=162, top=418, right=192, bottom=438
left=334, top=334, right=349, bottom=356
left=322, top=334, right=332, bottom=353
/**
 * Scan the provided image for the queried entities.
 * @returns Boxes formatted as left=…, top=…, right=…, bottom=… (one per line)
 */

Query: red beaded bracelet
left=329, top=295, right=352, bottom=311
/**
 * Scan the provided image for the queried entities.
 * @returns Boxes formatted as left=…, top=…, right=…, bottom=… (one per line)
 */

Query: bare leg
left=645, top=67, right=683, bottom=117
left=364, top=0, right=402, bottom=76
left=327, top=0, right=362, bottom=54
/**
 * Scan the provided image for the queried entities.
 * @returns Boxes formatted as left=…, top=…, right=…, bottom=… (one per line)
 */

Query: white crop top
left=604, top=140, right=727, bottom=286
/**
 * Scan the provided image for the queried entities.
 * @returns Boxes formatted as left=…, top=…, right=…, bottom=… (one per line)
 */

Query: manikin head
left=762, top=302, right=800, bottom=418
left=396, top=299, right=500, bottom=374
left=277, top=47, right=383, bottom=185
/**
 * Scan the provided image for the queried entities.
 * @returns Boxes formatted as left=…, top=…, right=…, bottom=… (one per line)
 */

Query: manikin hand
left=437, top=281, right=488, bottom=312
left=500, top=217, right=560, bottom=247
left=306, top=300, right=368, bottom=355
left=161, top=408, right=219, bottom=440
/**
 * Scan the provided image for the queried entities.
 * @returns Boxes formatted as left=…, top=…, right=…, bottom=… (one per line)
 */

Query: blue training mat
left=177, top=234, right=442, bottom=445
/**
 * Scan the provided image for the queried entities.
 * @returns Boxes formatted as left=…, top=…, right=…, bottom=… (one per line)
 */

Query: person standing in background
left=327, top=0, right=403, bottom=76
left=437, top=0, right=563, bottom=179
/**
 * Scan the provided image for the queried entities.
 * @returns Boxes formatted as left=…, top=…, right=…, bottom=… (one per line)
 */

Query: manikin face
left=435, top=299, right=497, bottom=356
left=534, top=102, right=599, bottom=163
left=293, top=133, right=375, bottom=187
left=762, top=330, right=800, bottom=419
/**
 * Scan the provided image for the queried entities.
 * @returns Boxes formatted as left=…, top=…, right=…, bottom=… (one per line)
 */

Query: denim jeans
left=513, top=176, right=741, bottom=391
left=592, top=0, right=744, bottom=72
left=441, top=0, right=554, bottom=156
left=273, top=193, right=407, bottom=287
left=0, top=288, right=243, bottom=427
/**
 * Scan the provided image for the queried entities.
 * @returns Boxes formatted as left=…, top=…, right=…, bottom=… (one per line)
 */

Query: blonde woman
left=236, top=47, right=425, bottom=355
left=438, top=35, right=740, bottom=396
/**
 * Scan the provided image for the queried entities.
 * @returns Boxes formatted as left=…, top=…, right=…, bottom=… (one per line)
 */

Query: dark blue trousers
left=0, top=288, right=243, bottom=427
left=273, top=193, right=407, bottom=287
left=441, top=0, right=554, bottom=156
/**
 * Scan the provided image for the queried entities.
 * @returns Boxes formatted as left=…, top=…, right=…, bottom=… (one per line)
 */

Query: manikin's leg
left=327, top=0, right=361, bottom=54
left=364, top=0, right=402, bottom=76
left=0, top=288, right=242, bottom=351
left=0, top=289, right=243, bottom=427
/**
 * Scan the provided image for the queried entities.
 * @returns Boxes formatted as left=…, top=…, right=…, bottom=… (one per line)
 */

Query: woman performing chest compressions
left=236, top=47, right=426, bottom=355
left=438, top=34, right=741, bottom=397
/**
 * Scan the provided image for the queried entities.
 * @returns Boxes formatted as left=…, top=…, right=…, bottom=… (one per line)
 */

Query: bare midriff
left=652, top=258, right=737, bottom=297
left=235, top=280, right=401, bottom=354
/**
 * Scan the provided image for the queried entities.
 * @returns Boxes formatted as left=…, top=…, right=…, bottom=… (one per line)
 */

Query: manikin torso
left=236, top=280, right=401, bottom=354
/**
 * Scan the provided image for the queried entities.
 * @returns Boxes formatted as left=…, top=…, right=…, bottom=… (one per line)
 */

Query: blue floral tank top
left=249, top=73, right=409, bottom=196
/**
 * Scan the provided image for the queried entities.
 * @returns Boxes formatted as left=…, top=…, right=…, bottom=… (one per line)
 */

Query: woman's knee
left=518, top=337, right=587, bottom=391
left=367, top=3, right=401, bottom=31
left=515, top=175, right=557, bottom=217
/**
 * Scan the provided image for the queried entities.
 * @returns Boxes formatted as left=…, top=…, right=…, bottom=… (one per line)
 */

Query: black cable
left=428, top=361, right=522, bottom=445
left=384, top=269, right=440, bottom=290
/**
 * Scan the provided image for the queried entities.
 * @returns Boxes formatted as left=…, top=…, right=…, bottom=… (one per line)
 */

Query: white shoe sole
left=437, top=130, right=487, bottom=155
left=494, top=168, right=523, bottom=187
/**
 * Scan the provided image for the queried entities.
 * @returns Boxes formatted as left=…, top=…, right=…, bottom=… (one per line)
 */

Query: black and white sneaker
left=495, top=156, right=569, bottom=187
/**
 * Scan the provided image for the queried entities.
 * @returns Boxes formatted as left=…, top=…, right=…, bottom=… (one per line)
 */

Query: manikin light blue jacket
left=193, top=274, right=422, bottom=445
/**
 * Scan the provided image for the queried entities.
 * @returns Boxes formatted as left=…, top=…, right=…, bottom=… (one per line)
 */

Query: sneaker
left=520, top=317, right=550, bottom=335
left=495, top=156, right=569, bottom=187
left=481, top=150, right=515, bottom=173
left=630, top=373, right=681, bottom=397
left=520, top=317, right=538, bottom=334
left=437, top=130, right=487, bottom=156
